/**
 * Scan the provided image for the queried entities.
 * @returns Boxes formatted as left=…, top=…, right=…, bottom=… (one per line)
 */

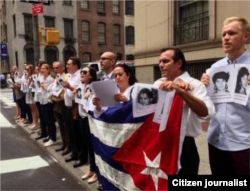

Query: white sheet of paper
left=90, top=80, right=119, bottom=107
left=7, top=79, right=13, bottom=88
left=158, top=90, right=176, bottom=132
left=132, top=83, right=158, bottom=118
left=52, top=83, right=63, bottom=97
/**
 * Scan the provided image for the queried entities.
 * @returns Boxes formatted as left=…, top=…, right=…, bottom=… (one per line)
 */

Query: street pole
left=33, top=15, right=40, bottom=64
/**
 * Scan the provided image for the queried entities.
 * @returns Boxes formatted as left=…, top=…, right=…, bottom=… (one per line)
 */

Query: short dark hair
left=212, top=72, right=230, bottom=84
left=69, top=57, right=81, bottom=69
left=115, top=63, right=137, bottom=85
left=161, top=47, right=186, bottom=71
left=86, top=66, right=97, bottom=83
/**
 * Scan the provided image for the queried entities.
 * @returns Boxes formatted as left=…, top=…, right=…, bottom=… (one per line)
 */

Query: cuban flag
left=88, top=94, right=187, bottom=191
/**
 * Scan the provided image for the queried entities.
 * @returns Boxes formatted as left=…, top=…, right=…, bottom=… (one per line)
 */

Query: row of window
left=21, top=14, right=74, bottom=39
left=81, top=0, right=134, bottom=16
left=82, top=52, right=134, bottom=63
left=82, top=21, right=134, bottom=45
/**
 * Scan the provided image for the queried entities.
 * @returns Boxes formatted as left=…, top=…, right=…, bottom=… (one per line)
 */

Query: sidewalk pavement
left=16, top=120, right=211, bottom=190
left=17, top=121, right=98, bottom=191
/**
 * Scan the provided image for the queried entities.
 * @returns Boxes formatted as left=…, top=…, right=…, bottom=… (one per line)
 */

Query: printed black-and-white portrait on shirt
left=36, top=80, right=41, bottom=88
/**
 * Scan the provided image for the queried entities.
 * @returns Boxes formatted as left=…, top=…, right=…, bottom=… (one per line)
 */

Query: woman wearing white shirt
left=40, top=63, right=56, bottom=147
left=77, top=66, right=99, bottom=183
left=93, top=63, right=137, bottom=116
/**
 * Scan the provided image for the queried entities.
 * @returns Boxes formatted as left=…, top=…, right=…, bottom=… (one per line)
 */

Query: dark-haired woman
left=77, top=67, right=98, bottom=183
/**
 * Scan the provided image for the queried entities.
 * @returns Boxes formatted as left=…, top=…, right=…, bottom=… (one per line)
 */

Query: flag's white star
left=141, top=151, right=168, bottom=190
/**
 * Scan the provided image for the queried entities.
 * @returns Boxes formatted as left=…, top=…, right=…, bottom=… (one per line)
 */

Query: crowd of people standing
left=6, top=15, right=250, bottom=191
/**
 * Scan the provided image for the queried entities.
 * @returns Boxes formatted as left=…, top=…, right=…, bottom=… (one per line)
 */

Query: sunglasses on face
left=81, top=70, right=89, bottom=75
left=53, top=67, right=59, bottom=70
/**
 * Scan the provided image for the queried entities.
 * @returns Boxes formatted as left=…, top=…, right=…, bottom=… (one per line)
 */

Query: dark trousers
left=209, top=144, right=250, bottom=174
left=53, top=101, right=70, bottom=148
left=22, top=93, right=32, bottom=122
left=80, top=117, right=96, bottom=170
left=41, top=103, right=56, bottom=141
left=178, top=136, right=200, bottom=175
left=64, top=107, right=79, bottom=159
left=36, top=102, right=46, bottom=137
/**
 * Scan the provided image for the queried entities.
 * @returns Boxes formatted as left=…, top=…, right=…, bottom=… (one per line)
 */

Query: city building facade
left=0, top=0, right=78, bottom=73
left=77, top=0, right=125, bottom=63
left=134, top=0, right=250, bottom=83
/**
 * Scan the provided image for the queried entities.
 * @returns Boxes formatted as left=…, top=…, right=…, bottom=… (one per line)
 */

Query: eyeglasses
left=114, top=73, right=124, bottom=78
left=100, top=57, right=112, bottom=61
left=53, top=67, right=59, bottom=70
left=81, top=70, right=88, bottom=75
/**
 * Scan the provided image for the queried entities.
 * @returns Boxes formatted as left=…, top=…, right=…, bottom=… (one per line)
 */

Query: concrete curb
left=16, top=120, right=98, bottom=191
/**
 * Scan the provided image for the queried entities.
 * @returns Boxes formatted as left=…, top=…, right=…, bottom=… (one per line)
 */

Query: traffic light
left=46, top=30, right=60, bottom=45
left=39, top=31, right=43, bottom=44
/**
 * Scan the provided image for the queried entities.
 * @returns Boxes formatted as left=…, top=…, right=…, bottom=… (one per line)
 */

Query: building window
left=98, top=23, right=106, bottom=44
left=26, top=47, right=34, bottom=65
left=97, top=0, right=105, bottom=13
left=113, top=24, right=120, bottom=44
left=126, top=54, right=134, bottom=60
left=24, top=14, right=33, bottom=37
left=15, top=51, right=19, bottom=67
left=113, top=0, right=120, bottom=14
left=126, top=26, right=134, bottom=45
left=83, top=52, right=91, bottom=62
left=116, top=53, right=122, bottom=60
left=81, top=0, right=89, bottom=9
left=82, top=21, right=90, bottom=42
left=174, top=0, right=209, bottom=45
left=63, top=0, right=72, bottom=6
left=45, top=46, right=58, bottom=66
left=125, top=0, right=134, bottom=16
left=13, top=14, right=16, bottom=37
left=64, top=19, right=73, bottom=38
left=4, top=24, right=7, bottom=42
left=44, top=16, right=55, bottom=28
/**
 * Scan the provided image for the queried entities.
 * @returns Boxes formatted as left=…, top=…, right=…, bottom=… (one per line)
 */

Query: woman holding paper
left=40, top=63, right=57, bottom=147
left=25, top=64, right=39, bottom=130
left=77, top=66, right=99, bottom=183
left=93, top=63, right=137, bottom=112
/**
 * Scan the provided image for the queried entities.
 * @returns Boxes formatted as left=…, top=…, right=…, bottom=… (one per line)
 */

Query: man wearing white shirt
left=63, top=57, right=87, bottom=167
left=201, top=17, right=250, bottom=174
left=155, top=47, right=215, bottom=174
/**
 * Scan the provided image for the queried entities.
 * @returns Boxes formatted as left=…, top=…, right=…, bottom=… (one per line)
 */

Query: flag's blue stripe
left=91, top=133, right=126, bottom=173
left=89, top=100, right=150, bottom=124
left=95, top=167, right=121, bottom=191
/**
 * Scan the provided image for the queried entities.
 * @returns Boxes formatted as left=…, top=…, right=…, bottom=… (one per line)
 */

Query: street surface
left=0, top=88, right=87, bottom=190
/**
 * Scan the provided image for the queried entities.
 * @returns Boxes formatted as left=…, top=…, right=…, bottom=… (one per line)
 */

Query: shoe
left=43, top=136, right=50, bottom=143
left=44, top=139, right=57, bottom=147
left=24, top=121, right=32, bottom=125
left=55, top=146, right=66, bottom=152
left=73, top=160, right=86, bottom=168
left=81, top=171, right=94, bottom=180
left=30, top=125, right=39, bottom=130
left=62, top=148, right=71, bottom=156
left=65, top=156, right=77, bottom=163
left=97, top=184, right=103, bottom=191
left=35, top=135, right=46, bottom=140
left=88, top=173, right=98, bottom=184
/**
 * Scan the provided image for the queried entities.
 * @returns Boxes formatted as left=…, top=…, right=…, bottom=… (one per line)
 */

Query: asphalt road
left=0, top=91, right=87, bottom=191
